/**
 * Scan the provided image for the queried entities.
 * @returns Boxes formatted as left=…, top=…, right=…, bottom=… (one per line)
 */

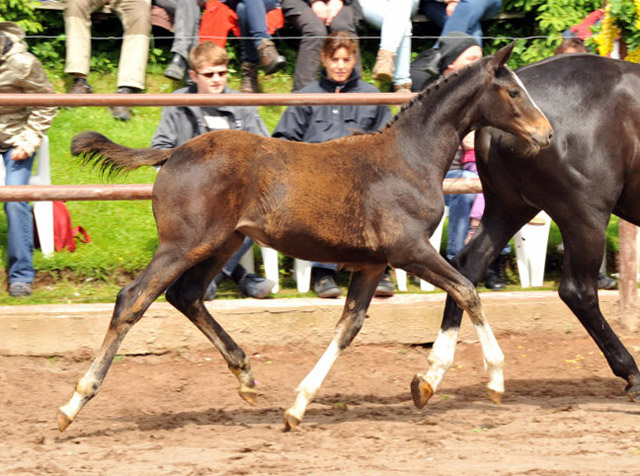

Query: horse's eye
left=508, top=89, right=519, bottom=98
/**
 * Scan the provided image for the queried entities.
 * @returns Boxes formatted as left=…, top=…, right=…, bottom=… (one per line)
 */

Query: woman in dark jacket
left=281, top=0, right=363, bottom=91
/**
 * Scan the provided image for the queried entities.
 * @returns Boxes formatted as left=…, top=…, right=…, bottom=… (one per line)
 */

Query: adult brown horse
left=58, top=42, right=552, bottom=432
left=415, top=53, right=640, bottom=409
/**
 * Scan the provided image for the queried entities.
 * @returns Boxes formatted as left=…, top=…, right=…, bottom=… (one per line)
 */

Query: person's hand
left=325, top=0, right=344, bottom=25
left=311, top=1, right=329, bottom=22
left=446, top=0, right=458, bottom=16
left=10, top=147, right=29, bottom=161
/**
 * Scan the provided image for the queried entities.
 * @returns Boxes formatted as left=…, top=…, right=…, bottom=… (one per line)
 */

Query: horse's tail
left=71, top=131, right=173, bottom=179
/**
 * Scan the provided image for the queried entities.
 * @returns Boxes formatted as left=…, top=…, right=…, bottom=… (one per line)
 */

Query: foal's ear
left=489, top=41, right=515, bottom=72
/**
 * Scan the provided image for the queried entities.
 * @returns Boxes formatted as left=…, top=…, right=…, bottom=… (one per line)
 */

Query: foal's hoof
left=625, top=382, right=640, bottom=403
left=283, top=410, right=301, bottom=432
left=239, top=386, right=258, bottom=406
left=56, top=409, right=73, bottom=432
left=411, top=374, right=434, bottom=409
left=487, top=387, right=504, bottom=405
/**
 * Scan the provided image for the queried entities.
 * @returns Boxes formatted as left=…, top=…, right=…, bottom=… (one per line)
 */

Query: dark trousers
left=284, top=1, right=360, bottom=91
left=236, top=0, right=279, bottom=63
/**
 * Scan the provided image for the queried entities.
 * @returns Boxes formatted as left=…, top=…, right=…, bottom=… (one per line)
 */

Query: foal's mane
left=381, top=55, right=491, bottom=132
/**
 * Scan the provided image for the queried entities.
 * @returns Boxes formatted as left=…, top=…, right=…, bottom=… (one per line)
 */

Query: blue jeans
left=421, top=0, right=502, bottom=46
left=2, top=148, right=35, bottom=283
left=444, top=169, right=477, bottom=261
left=222, top=236, right=255, bottom=277
left=360, top=0, right=420, bottom=85
left=236, top=0, right=279, bottom=64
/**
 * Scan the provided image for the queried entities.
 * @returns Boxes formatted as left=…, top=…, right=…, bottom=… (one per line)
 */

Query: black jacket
left=272, top=70, right=391, bottom=143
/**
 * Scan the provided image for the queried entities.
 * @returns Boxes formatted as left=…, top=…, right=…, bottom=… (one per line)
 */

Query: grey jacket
left=151, top=84, right=269, bottom=149
left=0, top=22, right=56, bottom=156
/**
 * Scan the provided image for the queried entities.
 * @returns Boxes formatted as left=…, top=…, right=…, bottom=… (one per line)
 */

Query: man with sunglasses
left=152, top=41, right=275, bottom=300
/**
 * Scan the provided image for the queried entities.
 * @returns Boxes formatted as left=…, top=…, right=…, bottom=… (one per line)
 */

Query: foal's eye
left=508, top=89, right=519, bottom=98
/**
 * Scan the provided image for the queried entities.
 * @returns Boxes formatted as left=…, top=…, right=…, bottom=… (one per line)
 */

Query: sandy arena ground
left=1, top=295, right=640, bottom=475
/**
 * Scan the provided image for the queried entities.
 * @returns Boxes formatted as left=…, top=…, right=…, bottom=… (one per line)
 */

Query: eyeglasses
left=197, top=70, right=228, bottom=79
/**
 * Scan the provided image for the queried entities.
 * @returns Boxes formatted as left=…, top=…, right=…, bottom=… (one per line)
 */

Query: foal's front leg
left=397, top=243, right=504, bottom=407
left=284, top=265, right=386, bottom=431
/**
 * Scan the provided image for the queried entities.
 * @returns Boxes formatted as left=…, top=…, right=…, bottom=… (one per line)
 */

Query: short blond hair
left=189, top=41, right=229, bottom=71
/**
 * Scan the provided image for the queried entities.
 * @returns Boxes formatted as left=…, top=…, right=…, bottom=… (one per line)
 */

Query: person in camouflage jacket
left=0, top=22, right=57, bottom=297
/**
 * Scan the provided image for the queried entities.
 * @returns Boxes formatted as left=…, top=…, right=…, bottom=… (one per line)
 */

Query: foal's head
left=476, top=43, right=553, bottom=150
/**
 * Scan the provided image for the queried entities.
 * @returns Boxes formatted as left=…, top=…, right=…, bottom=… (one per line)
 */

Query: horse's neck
left=392, top=72, right=483, bottom=172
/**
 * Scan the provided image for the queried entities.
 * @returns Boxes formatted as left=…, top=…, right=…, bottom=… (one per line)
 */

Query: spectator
left=554, top=37, right=589, bottom=55
left=154, top=0, right=205, bottom=81
left=418, top=0, right=502, bottom=76
left=199, top=0, right=286, bottom=93
left=360, top=0, right=420, bottom=93
left=0, top=22, right=57, bottom=297
left=272, top=32, right=394, bottom=298
left=64, top=0, right=151, bottom=121
left=281, top=0, right=363, bottom=91
left=410, top=30, right=481, bottom=91
left=151, top=41, right=275, bottom=300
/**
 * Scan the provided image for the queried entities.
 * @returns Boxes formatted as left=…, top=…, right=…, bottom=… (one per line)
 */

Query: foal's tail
left=72, top=131, right=173, bottom=179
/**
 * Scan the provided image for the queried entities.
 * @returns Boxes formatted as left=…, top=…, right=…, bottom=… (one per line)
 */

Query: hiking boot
left=110, top=86, right=136, bottom=121
left=484, top=256, right=506, bottom=291
left=164, top=53, right=188, bottom=81
left=312, top=269, right=342, bottom=299
left=372, top=49, right=394, bottom=82
left=257, top=39, right=286, bottom=75
left=420, top=48, right=441, bottom=77
left=597, top=271, right=617, bottom=290
left=374, top=272, right=395, bottom=297
left=241, top=62, right=260, bottom=93
left=9, top=282, right=31, bottom=297
left=204, top=280, right=218, bottom=301
left=69, top=78, right=92, bottom=94
left=238, top=273, right=275, bottom=298
left=393, top=82, right=413, bottom=94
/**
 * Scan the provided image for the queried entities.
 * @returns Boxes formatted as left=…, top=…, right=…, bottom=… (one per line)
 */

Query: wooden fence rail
left=0, top=178, right=482, bottom=202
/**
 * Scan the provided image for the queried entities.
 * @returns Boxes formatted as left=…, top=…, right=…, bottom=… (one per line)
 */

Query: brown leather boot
left=241, top=62, right=259, bottom=93
left=257, top=39, right=286, bottom=75
left=372, top=49, right=394, bottom=82
left=393, top=82, right=413, bottom=94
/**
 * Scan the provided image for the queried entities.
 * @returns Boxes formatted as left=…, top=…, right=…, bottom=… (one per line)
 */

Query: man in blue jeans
left=0, top=23, right=57, bottom=297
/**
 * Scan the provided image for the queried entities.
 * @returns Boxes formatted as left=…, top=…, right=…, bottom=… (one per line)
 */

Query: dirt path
left=2, top=327, right=640, bottom=475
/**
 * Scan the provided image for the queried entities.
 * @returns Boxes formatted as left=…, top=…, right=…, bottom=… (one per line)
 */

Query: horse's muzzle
left=529, top=118, right=553, bottom=149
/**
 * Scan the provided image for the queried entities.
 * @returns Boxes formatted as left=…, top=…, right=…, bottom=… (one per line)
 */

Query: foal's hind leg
left=395, top=242, right=505, bottom=408
left=57, top=246, right=203, bottom=431
left=165, top=240, right=258, bottom=405
left=283, top=264, right=386, bottom=431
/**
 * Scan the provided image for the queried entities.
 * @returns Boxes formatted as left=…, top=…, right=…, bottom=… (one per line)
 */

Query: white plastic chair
left=0, top=137, right=54, bottom=257
left=513, top=211, right=551, bottom=288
